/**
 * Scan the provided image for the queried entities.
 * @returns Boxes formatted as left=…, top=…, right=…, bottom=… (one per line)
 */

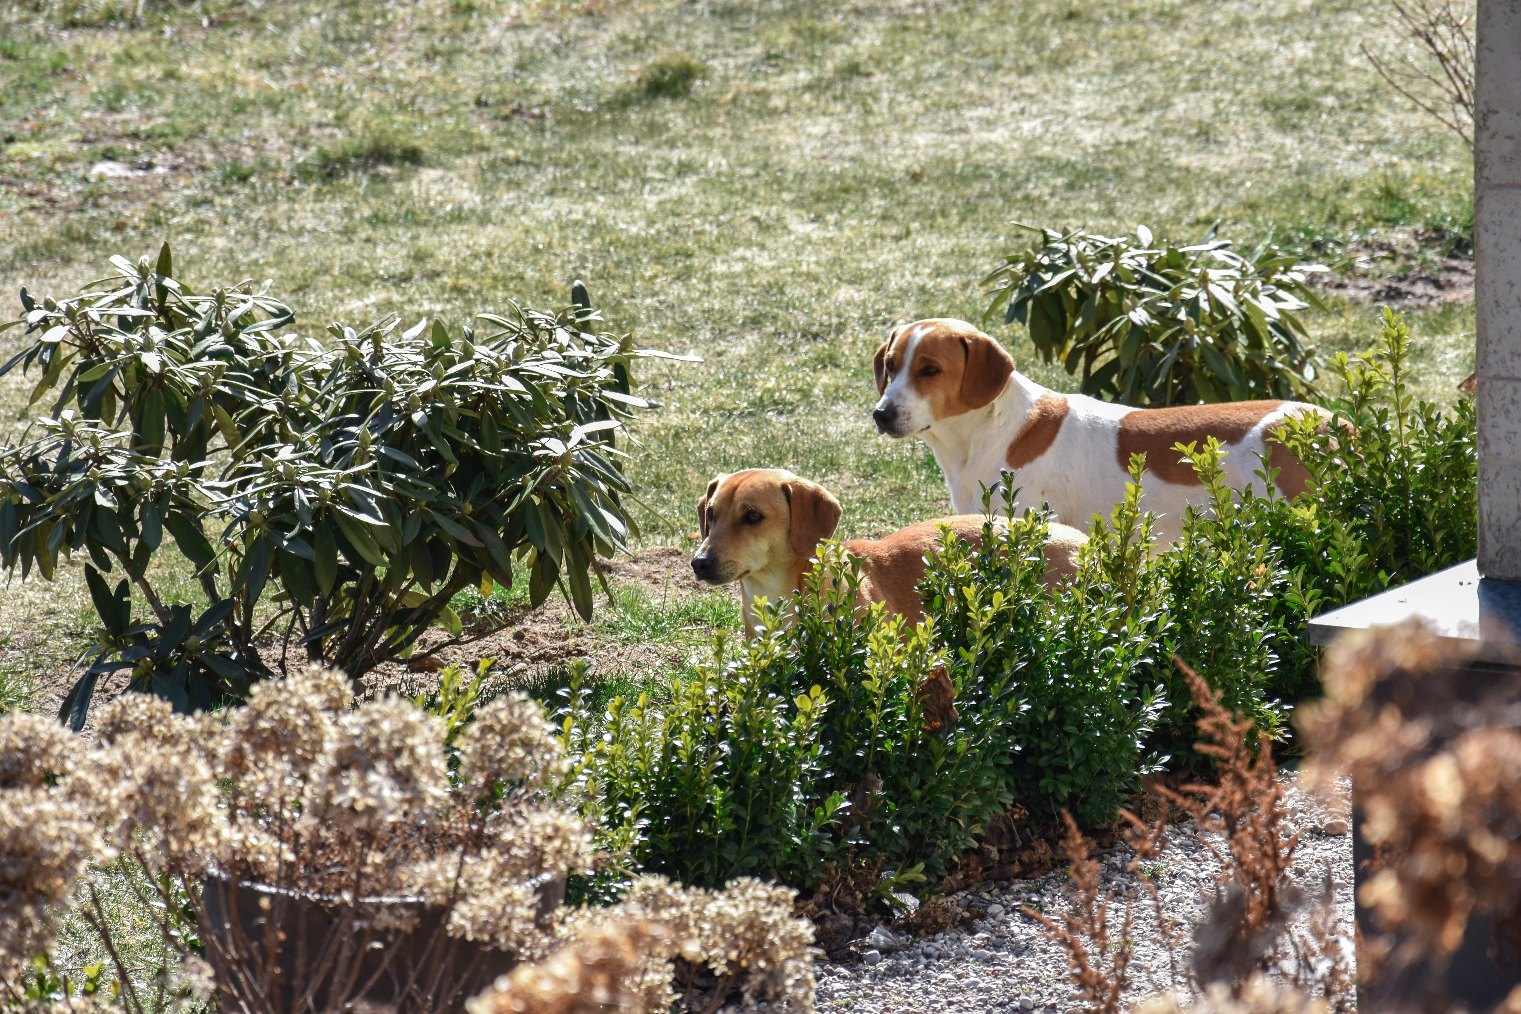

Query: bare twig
left=1024, top=812, right=1134, bottom=1013
left=83, top=883, right=147, bottom=1014
left=1362, top=0, right=1474, bottom=146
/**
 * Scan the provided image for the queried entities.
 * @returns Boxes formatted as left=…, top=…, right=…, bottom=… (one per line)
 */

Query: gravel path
left=811, top=775, right=1355, bottom=1013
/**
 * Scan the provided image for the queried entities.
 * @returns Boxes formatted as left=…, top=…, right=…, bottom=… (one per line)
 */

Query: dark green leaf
left=314, top=525, right=338, bottom=595
left=85, top=566, right=131, bottom=637
left=60, top=670, right=101, bottom=732
left=164, top=511, right=216, bottom=573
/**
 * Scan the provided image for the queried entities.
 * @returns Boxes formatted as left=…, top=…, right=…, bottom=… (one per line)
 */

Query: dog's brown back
left=847, top=515, right=1085, bottom=624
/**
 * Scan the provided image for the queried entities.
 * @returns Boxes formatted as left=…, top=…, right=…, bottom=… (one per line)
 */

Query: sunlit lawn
left=0, top=0, right=1475, bottom=710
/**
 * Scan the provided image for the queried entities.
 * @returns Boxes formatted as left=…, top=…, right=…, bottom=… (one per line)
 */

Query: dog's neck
left=921, top=372, right=1049, bottom=513
left=737, top=554, right=813, bottom=634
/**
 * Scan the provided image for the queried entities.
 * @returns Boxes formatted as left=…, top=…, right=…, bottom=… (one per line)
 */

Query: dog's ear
left=697, top=476, right=722, bottom=537
left=873, top=328, right=900, bottom=395
left=782, top=479, right=842, bottom=559
left=959, top=331, right=1014, bottom=410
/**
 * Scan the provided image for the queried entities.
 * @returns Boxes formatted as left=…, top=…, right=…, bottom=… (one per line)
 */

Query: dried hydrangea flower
left=219, top=667, right=344, bottom=809
left=457, top=693, right=566, bottom=802
left=621, top=876, right=816, bottom=1010
left=84, top=693, right=224, bottom=866
left=409, top=815, right=594, bottom=953
left=305, top=699, right=449, bottom=833
left=1, top=660, right=775, bottom=1012
left=0, top=713, right=74, bottom=791
left=0, top=789, right=99, bottom=991
left=1302, top=620, right=1521, bottom=959
left=465, top=919, right=673, bottom=1014
left=1136, top=975, right=1328, bottom=1013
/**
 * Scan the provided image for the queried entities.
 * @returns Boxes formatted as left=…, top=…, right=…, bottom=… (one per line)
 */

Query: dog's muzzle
left=691, top=552, right=721, bottom=583
left=872, top=404, right=901, bottom=435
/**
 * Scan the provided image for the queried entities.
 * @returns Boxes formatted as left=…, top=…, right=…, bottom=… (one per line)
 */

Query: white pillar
left=1477, top=0, right=1521, bottom=580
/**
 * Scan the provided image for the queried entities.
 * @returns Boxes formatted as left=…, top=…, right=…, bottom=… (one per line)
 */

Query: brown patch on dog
left=847, top=515, right=985, bottom=623
left=1265, top=409, right=1341, bottom=499
left=697, top=476, right=721, bottom=536
left=872, top=327, right=903, bottom=395
left=1005, top=394, right=1070, bottom=469
left=1115, top=401, right=1286, bottom=484
left=845, top=516, right=1086, bottom=623
left=1040, top=523, right=1086, bottom=587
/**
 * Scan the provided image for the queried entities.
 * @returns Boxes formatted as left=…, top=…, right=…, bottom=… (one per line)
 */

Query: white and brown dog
left=871, top=318, right=1331, bottom=544
left=690, top=468, right=1086, bottom=634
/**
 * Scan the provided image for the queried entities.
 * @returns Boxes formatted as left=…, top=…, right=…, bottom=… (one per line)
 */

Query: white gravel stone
left=814, top=774, right=1354, bottom=1012
left=88, top=160, right=170, bottom=179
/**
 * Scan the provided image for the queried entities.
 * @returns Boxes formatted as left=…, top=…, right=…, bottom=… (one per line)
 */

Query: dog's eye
left=919, top=364, right=940, bottom=377
left=743, top=510, right=763, bottom=525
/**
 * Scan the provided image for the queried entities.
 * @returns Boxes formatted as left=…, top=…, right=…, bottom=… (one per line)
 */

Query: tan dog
left=871, top=318, right=1332, bottom=544
left=690, top=468, right=1086, bottom=634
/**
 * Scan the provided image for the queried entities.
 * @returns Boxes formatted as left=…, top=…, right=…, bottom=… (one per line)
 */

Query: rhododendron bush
left=0, top=249, right=686, bottom=728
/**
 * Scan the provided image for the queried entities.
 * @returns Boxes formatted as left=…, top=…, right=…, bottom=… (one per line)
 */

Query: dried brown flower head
left=1137, top=974, right=1328, bottom=1014
left=458, top=692, right=567, bottom=802
left=0, top=789, right=99, bottom=993
left=624, top=875, right=816, bottom=1010
left=0, top=666, right=806, bottom=1013
left=85, top=693, right=223, bottom=865
left=218, top=666, right=344, bottom=807
left=465, top=919, right=673, bottom=1014
left=0, top=713, right=74, bottom=790
left=308, top=699, right=449, bottom=833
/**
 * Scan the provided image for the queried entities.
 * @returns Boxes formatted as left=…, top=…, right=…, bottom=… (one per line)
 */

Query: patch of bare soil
left=1315, top=229, right=1474, bottom=308
left=359, top=546, right=710, bottom=700
left=355, top=600, right=593, bottom=701
left=599, top=545, right=704, bottom=595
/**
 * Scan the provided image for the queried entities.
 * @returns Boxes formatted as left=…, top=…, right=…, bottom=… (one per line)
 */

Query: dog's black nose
left=691, top=553, right=716, bottom=581
left=873, top=405, right=897, bottom=429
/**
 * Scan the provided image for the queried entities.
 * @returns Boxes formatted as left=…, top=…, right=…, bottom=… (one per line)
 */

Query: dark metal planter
left=1309, top=563, right=1521, bottom=1010
left=200, top=870, right=565, bottom=1013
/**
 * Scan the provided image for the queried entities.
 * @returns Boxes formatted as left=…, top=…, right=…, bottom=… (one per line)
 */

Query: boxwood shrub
left=562, top=310, right=1475, bottom=902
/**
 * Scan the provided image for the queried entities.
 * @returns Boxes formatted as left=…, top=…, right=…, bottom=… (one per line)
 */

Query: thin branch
left=83, top=883, right=148, bottom=1014
left=1363, top=0, right=1475, bottom=147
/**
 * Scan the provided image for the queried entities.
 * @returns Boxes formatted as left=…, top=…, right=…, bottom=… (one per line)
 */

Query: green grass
left=0, top=0, right=1477, bottom=712
left=627, top=51, right=708, bottom=102
left=518, top=663, right=669, bottom=720
left=51, top=855, right=189, bottom=1004
left=292, top=122, right=428, bottom=180
left=587, top=583, right=741, bottom=646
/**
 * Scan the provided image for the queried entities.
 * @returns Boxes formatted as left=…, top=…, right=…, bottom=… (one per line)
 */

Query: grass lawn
left=0, top=0, right=1476, bottom=712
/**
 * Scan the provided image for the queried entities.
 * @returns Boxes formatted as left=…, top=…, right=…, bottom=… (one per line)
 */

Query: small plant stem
left=85, top=883, right=147, bottom=1014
